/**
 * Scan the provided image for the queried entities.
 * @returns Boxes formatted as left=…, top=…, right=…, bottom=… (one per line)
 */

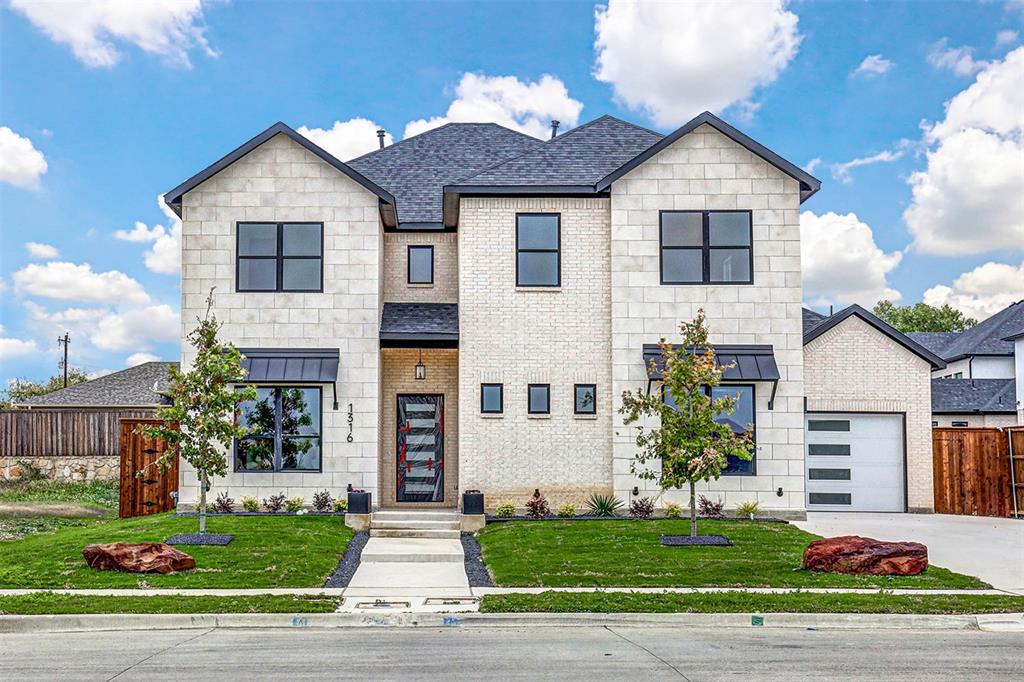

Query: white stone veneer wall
left=610, top=123, right=806, bottom=515
left=177, top=133, right=381, bottom=505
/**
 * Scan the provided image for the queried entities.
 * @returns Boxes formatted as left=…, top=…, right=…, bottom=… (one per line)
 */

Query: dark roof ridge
left=583, top=114, right=664, bottom=139
left=803, top=304, right=946, bottom=369
left=348, top=120, right=542, bottom=165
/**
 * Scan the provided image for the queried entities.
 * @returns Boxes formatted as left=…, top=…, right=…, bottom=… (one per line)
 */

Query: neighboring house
left=909, top=301, right=1023, bottom=427
left=1, top=362, right=176, bottom=481
left=802, top=305, right=945, bottom=512
left=170, top=110, right=929, bottom=519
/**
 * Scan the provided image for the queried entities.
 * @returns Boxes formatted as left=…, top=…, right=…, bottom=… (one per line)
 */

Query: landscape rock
left=82, top=542, right=196, bottom=574
left=803, top=535, right=928, bottom=576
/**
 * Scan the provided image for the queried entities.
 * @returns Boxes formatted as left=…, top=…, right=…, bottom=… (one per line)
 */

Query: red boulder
left=803, top=535, right=928, bottom=576
left=82, top=542, right=196, bottom=574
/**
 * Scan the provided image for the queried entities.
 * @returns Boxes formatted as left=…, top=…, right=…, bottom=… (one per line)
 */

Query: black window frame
left=574, top=383, right=597, bottom=415
left=233, top=385, right=323, bottom=473
left=659, top=210, right=753, bottom=285
left=527, top=383, right=551, bottom=415
left=480, top=383, right=504, bottom=414
left=951, top=420, right=969, bottom=427
left=662, top=382, right=756, bottom=475
left=236, top=222, right=324, bottom=293
left=407, top=245, right=434, bottom=285
left=515, top=213, right=561, bottom=287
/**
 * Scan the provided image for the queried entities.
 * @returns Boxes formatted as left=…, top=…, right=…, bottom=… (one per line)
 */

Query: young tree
left=620, top=310, right=754, bottom=538
left=140, top=291, right=256, bottom=534
left=873, top=300, right=977, bottom=333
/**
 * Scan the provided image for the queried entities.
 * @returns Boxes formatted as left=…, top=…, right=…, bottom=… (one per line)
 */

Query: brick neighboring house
left=165, top=112, right=941, bottom=517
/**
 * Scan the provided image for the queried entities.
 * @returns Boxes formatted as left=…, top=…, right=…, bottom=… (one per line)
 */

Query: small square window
left=574, top=384, right=596, bottom=414
left=481, top=384, right=503, bottom=414
left=528, top=384, right=550, bottom=414
left=408, top=245, right=434, bottom=284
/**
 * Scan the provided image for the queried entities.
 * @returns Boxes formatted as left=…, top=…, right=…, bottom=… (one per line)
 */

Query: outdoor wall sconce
left=414, top=349, right=426, bottom=380
left=776, top=487, right=784, bottom=497
left=632, top=486, right=639, bottom=497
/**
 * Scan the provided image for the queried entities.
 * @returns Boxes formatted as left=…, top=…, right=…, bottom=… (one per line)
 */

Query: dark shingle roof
left=921, top=301, right=1024, bottom=361
left=347, top=123, right=544, bottom=225
left=932, top=378, right=1017, bottom=414
left=906, top=331, right=962, bottom=355
left=19, top=362, right=177, bottom=407
left=380, top=303, right=459, bottom=340
left=802, top=307, right=827, bottom=336
left=452, top=115, right=663, bottom=188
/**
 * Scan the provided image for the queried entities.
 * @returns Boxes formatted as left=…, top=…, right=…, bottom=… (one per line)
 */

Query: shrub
left=698, top=495, right=725, bottom=519
left=664, top=502, right=684, bottom=519
left=736, top=500, right=760, bottom=518
left=241, top=496, right=260, bottom=513
left=263, top=493, right=286, bottom=513
left=312, top=490, right=333, bottom=512
left=212, top=491, right=235, bottom=514
left=585, top=493, right=624, bottom=517
left=629, top=496, right=655, bottom=519
left=494, top=502, right=516, bottom=518
left=332, top=498, right=348, bottom=513
left=525, top=489, right=550, bottom=519
left=556, top=503, right=577, bottom=518
left=285, top=497, right=304, bottom=513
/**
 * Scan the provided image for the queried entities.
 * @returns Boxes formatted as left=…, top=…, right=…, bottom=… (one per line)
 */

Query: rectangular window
left=808, top=492, right=852, bottom=506
left=807, top=419, right=850, bottom=432
left=660, top=211, right=752, bottom=284
left=237, top=222, right=323, bottom=292
left=234, top=386, right=322, bottom=472
left=516, top=214, right=560, bottom=287
left=951, top=420, right=969, bottom=427
left=664, top=384, right=756, bottom=475
left=574, top=384, right=596, bottom=415
left=808, top=468, right=851, bottom=481
left=408, top=245, right=434, bottom=284
left=480, top=383, right=503, bottom=414
left=808, top=443, right=851, bottom=456
left=528, top=383, right=550, bottom=414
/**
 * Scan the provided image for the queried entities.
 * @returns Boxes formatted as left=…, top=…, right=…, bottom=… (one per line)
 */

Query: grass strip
left=0, top=479, right=118, bottom=511
left=0, top=592, right=339, bottom=615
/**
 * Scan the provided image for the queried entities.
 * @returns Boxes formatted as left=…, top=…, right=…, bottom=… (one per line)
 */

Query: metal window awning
left=238, top=348, right=340, bottom=410
left=642, top=344, right=781, bottom=409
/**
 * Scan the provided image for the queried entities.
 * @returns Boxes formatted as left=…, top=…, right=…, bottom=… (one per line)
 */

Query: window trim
left=407, top=245, right=434, bottom=285
left=233, top=385, right=323, bottom=473
left=527, top=383, right=551, bottom=414
left=574, top=384, right=597, bottom=415
left=480, top=383, right=504, bottom=414
left=236, top=222, right=324, bottom=293
left=515, top=213, right=561, bottom=287
left=659, top=210, right=753, bottom=285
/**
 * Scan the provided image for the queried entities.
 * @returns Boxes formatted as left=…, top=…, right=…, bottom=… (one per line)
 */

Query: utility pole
left=57, top=333, right=70, bottom=388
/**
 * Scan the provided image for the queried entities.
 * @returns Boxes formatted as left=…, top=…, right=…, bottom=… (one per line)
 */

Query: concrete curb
left=3, top=611, right=1019, bottom=634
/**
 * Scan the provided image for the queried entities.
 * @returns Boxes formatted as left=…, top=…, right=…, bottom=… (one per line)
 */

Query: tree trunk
left=689, top=480, right=697, bottom=537
left=199, top=471, right=208, bottom=535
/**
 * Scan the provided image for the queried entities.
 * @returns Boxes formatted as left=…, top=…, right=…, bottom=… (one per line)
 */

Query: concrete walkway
left=795, top=513, right=1024, bottom=594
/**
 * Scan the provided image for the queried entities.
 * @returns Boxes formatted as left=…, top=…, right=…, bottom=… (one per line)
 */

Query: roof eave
left=803, top=304, right=947, bottom=370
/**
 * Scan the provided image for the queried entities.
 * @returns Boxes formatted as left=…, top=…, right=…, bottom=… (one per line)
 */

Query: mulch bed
left=165, top=533, right=234, bottom=546
left=323, top=531, right=369, bottom=588
left=660, top=534, right=733, bottom=547
left=461, top=532, right=494, bottom=587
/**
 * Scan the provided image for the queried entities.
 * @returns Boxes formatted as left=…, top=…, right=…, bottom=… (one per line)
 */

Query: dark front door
left=396, top=395, right=444, bottom=502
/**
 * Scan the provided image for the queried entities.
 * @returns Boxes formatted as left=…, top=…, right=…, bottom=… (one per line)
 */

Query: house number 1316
left=346, top=403, right=354, bottom=443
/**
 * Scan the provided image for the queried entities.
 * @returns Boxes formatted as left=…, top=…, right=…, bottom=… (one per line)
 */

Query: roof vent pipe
left=550, top=120, right=560, bottom=139
left=376, top=129, right=387, bottom=149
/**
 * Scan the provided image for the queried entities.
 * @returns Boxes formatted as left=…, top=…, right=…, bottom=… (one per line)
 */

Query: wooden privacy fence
left=932, top=427, right=1023, bottom=518
left=119, top=418, right=178, bottom=518
left=0, top=408, right=157, bottom=458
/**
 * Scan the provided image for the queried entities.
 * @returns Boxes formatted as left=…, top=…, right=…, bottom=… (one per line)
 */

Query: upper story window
left=235, top=386, right=322, bottom=472
left=516, top=214, right=560, bottom=287
left=660, top=211, right=752, bottom=285
left=408, top=245, right=434, bottom=284
left=237, top=222, right=323, bottom=292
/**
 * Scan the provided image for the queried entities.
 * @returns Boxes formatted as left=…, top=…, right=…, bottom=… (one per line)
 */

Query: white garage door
left=805, top=413, right=905, bottom=512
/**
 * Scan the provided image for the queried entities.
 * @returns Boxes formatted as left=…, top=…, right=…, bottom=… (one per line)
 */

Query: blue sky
left=1, top=0, right=1022, bottom=385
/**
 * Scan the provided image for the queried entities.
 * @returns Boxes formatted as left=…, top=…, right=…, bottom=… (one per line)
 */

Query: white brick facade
left=382, top=232, right=458, bottom=303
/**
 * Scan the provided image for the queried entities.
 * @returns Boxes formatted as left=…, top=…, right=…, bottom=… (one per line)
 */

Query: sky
left=1, top=0, right=1022, bottom=386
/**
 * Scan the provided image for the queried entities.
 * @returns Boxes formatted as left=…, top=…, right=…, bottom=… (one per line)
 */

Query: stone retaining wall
left=0, top=456, right=119, bottom=482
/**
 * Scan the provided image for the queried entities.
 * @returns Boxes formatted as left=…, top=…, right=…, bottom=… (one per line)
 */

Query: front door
left=396, top=394, right=444, bottom=503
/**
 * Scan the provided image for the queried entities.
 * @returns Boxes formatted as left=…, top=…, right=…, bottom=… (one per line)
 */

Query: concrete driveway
left=795, top=513, right=1024, bottom=593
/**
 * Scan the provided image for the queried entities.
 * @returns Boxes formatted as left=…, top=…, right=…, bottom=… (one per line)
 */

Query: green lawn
left=477, top=520, right=987, bottom=589
left=0, top=592, right=339, bottom=615
left=480, top=591, right=1024, bottom=615
left=0, top=513, right=353, bottom=588
left=0, top=479, right=118, bottom=511
left=0, top=516, right=99, bottom=542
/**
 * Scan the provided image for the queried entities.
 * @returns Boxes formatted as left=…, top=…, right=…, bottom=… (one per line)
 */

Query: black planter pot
left=462, top=492, right=484, bottom=515
left=348, top=491, right=372, bottom=515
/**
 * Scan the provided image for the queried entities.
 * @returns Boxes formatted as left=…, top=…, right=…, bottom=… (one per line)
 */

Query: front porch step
left=370, top=528, right=461, bottom=539
left=371, top=519, right=460, bottom=531
left=359, top=538, right=464, bottom=563
left=372, top=510, right=461, bottom=522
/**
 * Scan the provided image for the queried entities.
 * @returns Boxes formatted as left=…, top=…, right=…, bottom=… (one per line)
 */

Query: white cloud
left=830, top=147, right=905, bottom=184
left=851, top=54, right=895, bottom=78
left=905, top=47, right=1024, bottom=255
left=804, top=158, right=823, bottom=174
left=12, top=262, right=151, bottom=304
left=0, top=127, right=48, bottom=189
left=114, top=222, right=163, bottom=242
left=9, top=0, right=217, bottom=69
left=25, top=242, right=59, bottom=259
left=927, top=38, right=989, bottom=76
left=996, top=30, right=1019, bottom=47
left=297, top=118, right=393, bottom=161
left=923, top=261, right=1024, bottom=320
left=403, top=73, right=583, bottom=140
left=593, top=0, right=801, bottom=127
left=91, top=305, right=180, bottom=352
left=126, top=352, right=161, bottom=367
left=0, top=337, right=39, bottom=361
left=114, top=195, right=181, bottom=274
left=801, top=211, right=903, bottom=308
